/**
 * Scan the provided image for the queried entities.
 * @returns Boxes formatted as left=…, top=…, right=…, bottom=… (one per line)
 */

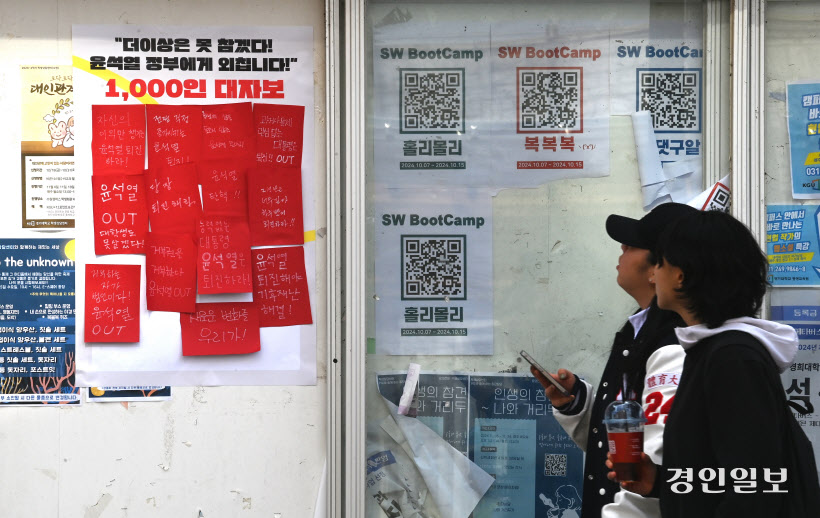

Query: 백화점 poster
left=375, top=372, right=584, bottom=518
left=0, top=239, right=79, bottom=405
left=766, top=205, right=820, bottom=287
left=787, top=82, right=820, bottom=199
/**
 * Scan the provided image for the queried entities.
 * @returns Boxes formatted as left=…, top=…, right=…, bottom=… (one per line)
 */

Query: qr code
left=544, top=453, right=568, bottom=477
left=518, top=68, right=582, bottom=133
left=638, top=69, right=702, bottom=132
left=400, top=69, right=465, bottom=134
left=703, top=182, right=731, bottom=212
left=401, top=235, right=466, bottom=300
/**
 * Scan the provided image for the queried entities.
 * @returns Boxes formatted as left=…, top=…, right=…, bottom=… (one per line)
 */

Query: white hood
left=675, top=317, right=799, bottom=373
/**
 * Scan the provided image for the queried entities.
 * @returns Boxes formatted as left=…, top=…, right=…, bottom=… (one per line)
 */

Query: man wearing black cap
left=530, top=202, right=697, bottom=518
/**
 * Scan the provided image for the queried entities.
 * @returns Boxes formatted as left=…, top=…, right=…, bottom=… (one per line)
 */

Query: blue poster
left=378, top=372, right=584, bottom=517
left=766, top=205, right=820, bottom=286
left=787, top=82, right=820, bottom=199
left=0, top=239, right=79, bottom=404
left=770, top=289, right=820, bottom=475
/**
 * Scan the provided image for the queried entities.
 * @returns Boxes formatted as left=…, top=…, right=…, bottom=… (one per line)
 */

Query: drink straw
left=623, top=373, right=630, bottom=432
left=622, top=373, right=629, bottom=401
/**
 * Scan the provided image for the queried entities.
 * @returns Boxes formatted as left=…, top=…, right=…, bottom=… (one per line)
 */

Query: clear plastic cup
left=603, top=400, right=647, bottom=481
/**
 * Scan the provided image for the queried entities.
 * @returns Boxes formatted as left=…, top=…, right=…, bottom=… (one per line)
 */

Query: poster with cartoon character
left=20, top=66, right=76, bottom=229
left=44, top=98, right=75, bottom=149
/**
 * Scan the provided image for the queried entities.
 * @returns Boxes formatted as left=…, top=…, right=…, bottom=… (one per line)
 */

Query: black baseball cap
left=606, top=202, right=699, bottom=249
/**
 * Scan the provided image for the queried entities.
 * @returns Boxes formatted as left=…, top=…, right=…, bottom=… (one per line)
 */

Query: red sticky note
left=146, top=104, right=202, bottom=168
left=145, top=232, right=197, bottom=313
left=198, top=159, right=250, bottom=217
left=254, top=104, right=305, bottom=169
left=180, top=302, right=260, bottom=356
left=197, top=216, right=253, bottom=294
left=252, top=246, right=312, bottom=327
left=91, top=105, right=146, bottom=175
left=91, top=174, right=149, bottom=255
left=84, top=264, right=141, bottom=343
left=247, top=166, right=304, bottom=246
left=146, top=163, right=202, bottom=234
left=201, top=102, right=255, bottom=162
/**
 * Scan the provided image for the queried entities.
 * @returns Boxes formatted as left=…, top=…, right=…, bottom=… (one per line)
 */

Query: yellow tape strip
left=72, top=56, right=159, bottom=105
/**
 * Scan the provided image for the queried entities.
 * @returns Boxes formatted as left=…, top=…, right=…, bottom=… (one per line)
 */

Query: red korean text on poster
left=91, top=174, right=148, bottom=255
left=91, top=105, right=146, bottom=175
left=146, top=162, right=202, bottom=234
left=146, top=232, right=197, bottom=313
left=84, top=264, right=141, bottom=343
left=254, top=103, right=305, bottom=169
left=201, top=102, right=254, bottom=162
left=146, top=104, right=202, bottom=168
left=248, top=166, right=304, bottom=246
left=180, top=302, right=260, bottom=356
left=197, top=216, right=253, bottom=294
left=198, top=159, right=249, bottom=217
left=252, top=246, right=312, bottom=327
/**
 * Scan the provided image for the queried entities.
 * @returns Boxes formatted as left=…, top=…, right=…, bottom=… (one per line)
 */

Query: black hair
left=654, top=210, right=769, bottom=328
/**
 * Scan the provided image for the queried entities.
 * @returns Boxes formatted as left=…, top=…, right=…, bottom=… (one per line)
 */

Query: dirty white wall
left=0, top=1, right=328, bottom=517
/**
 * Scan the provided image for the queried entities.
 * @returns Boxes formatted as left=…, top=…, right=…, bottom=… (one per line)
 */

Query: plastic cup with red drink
left=603, top=399, right=647, bottom=482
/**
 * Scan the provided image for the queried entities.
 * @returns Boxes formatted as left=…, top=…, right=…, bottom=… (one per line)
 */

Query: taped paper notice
left=398, top=363, right=421, bottom=415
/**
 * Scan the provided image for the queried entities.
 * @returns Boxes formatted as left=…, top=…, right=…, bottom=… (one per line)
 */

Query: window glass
left=764, top=0, right=820, bottom=472
left=363, top=1, right=716, bottom=515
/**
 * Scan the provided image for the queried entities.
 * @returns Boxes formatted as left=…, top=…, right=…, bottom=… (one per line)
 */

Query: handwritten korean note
left=252, top=246, right=312, bottom=327
left=198, top=159, right=249, bottom=217
left=84, top=264, right=141, bottom=343
left=91, top=174, right=148, bottom=255
left=91, top=105, right=146, bottom=175
left=254, top=103, right=304, bottom=169
left=146, top=104, right=202, bottom=168
left=180, top=302, right=260, bottom=356
left=248, top=166, right=304, bottom=246
left=146, top=232, right=197, bottom=313
left=146, top=162, right=202, bottom=234
left=201, top=102, right=254, bottom=162
left=197, top=216, right=253, bottom=294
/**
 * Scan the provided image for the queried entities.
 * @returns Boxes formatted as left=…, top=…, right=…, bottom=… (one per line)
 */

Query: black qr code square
left=518, top=68, right=582, bottom=133
left=401, top=235, right=466, bottom=300
left=400, top=69, right=465, bottom=134
left=638, top=69, right=702, bottom=132
left=544, top=453, right=568, bottom=477
left=704, top=183, right=731, bottom=212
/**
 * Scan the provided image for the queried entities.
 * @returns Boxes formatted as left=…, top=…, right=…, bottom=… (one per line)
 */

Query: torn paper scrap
left=367, top=421, right=436, bottom=518
left=380, top=396, right=494, bottom=518
left=662, top=158, right=703, bottom=203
